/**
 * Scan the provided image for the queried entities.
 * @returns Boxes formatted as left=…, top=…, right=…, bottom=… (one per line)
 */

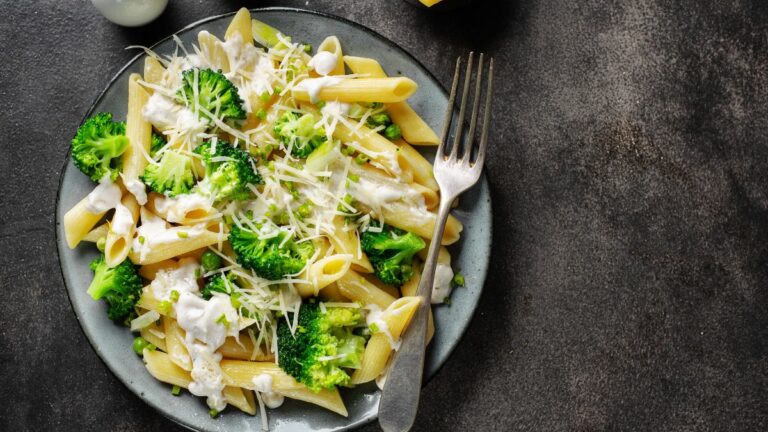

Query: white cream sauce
left=154, top=192, right=212, bottom=223
left=176, top=292, right=238, bottom=411
left=251, top=373, right=285, bottom=409
left=150, top=258, right=200, bottom=301
left=309, top=51, right=338, bottom=76
left=431, top=263, right=455, bottom=304
left=122, top=176, right=148, bottom=205
left=86, top=175, right=122, bottom=213
left=110, top=203, right=134, bottom=236
left=296, top=76, right=344, bottom=103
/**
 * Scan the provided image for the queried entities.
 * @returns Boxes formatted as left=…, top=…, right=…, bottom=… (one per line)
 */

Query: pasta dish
left=63, top=8, right=465, bottom=427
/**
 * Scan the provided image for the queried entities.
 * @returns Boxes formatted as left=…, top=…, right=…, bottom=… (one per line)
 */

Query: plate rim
left=54, top=6, right=493, bottom=431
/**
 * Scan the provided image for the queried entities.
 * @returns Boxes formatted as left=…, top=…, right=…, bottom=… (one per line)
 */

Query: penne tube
left=223, top=386, right=257, bottom=415
left=362, top=273, right=400, bottom=299
left=104, top=193, right=139, bottom=268
left=225, top=8, right=252, bottom=43
left=82, top=223, right=108, bottom=243
left=143, top=350, right=256, bottom=415
left=351, top=296, right=421, bottom=384
left=64, top=196, right=106, bottom=249
left=343, top=55, right=439, bottom=145
left=318, top=282, right=349, bottom=302
left=164, top=317, right=192, bottom=371
left=379, top=202, right=462, bottom=246
left=128, top=227, right=221, bottom=265
left=297, top=254, right=352, bottom=297
left=327, top=217, right=373, bottom=273
left=342, top=55, right=386, bottom=77
left=218, top=335, right=274, bottom=362
left=138, top=259, right=180, bottom=281
left=400, top=263, right=434, bottom=344
left=220, top=360, right=348, bottom=417
left=198, top=30, right=230, bottom=73
left=336, top=270, right=396, bottom=309
left=143, top=56, right=165, bottom=88
left=316, top=36, right=345, bottom=76
left=333, top=122, right=407, bottom=180
left=139, top=316, right=167, bottom=352
left=122, top=74, right=153, bottom=183
left=146, top=193, right=216, bottom=226
left=386, top=102, right=440, bottom=146
left=293, top=78, right=417, bottom=104
left=394, top=139, right=439, bottom=191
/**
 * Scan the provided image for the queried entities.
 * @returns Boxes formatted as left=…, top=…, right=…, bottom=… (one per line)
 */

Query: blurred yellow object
left=420, top=0, right=444, bottom=6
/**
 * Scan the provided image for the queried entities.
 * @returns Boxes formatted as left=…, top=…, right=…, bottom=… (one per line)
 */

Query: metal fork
left=378, top=52, right=494, bottom=432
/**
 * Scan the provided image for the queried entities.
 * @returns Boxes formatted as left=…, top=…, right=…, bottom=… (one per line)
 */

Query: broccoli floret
left=71, top=112, right=129, bottom=181
left=273, top=111, right=327, bottom=158
left=202, top=272, right=237, bottom=299
left=276, top=300, right=366, bottom=391
left=193, top=140, right=263, bottom=202
left=140, top=149, right=195, bottom=197
left=149, top=133, right=166, bottom=157
left=87, top=255, right=143, bottom=323
left=361, top=224, right=425, bottom=286
left=176, top=68, right=246, bottom=122
left=229, top=225, right=315, bottom=280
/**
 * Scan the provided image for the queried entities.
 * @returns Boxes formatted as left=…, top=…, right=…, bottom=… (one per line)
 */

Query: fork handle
left=378, top=198, right=454, bottom=432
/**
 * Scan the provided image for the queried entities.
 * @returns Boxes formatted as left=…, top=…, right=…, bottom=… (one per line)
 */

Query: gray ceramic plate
left=55, top=8, right=491, bottom=432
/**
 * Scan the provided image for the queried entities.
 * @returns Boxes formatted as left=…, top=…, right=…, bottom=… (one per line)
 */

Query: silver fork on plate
left=378, top=52, right=494, bottom=432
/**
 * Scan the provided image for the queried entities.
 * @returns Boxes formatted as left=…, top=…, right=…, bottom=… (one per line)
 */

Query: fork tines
left=438, top=52, right=494, bottom=168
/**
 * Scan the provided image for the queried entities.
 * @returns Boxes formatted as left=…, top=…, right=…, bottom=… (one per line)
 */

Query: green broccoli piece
left=361, top=224, right=425, bottom=286
left=383, top=124, right=402, bottom=141
left=176, top=68, right=246, bottom=122
left=71, top=112, right=129, bottom=181
left=273, top=111, right=327, bottom=158
left=367, top=112, right=391, bottom=127
left=140, top=149, right=195, bottom=197
left=229, top=225, right=315, bottom=280
left=202, top=272, right=237, bottom=299
left=149, top=133, right=166, bottom=157
left=87, top=255, right=143, bottom=323
left=193, top=140, right=263, bottom=202
left=276, top=300, right=366, bottom=391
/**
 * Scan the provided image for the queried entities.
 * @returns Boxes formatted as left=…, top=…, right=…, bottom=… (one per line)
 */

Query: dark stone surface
left=1, top=0, right=767, bottom=430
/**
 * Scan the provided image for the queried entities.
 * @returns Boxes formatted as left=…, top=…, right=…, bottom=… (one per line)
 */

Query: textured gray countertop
left=1, top=0, right=767, bottom=431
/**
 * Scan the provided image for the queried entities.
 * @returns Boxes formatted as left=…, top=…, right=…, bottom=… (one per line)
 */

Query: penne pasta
left=104, top=193, right=139, bottom=268
left=138, top=258, right=180, bottom=280
left=164, top=317, right=192, bottom=371
left=128, top=226, right=221, bottom=265
left=139, top=316, right=167, bottom=352
left=400, top=262, right=435, bottom=344
left=63, top=196, right=106, bottom=249
left=225, top=8, right=252, bottom=43
left=327, top=217, right=373, bottom=273
left=218, top=335, right=275, bottom=362
left=293, top=78, right=417, bottom=104
left=82, top=223, right=108, bottom=243
left=336, top=270, right=396, bottom=309
left=220, top=360, right=348, bottom=417
left=143, top=350, right=256, bottom=415
left=351, top=296, right=421, bottom=384
left=316, top=36, right=345, bottom=76
left=122, top=74, right=153, bottom=185
left=143, top=56, right=165, bottom=88
left=343, top=55, right=439, bottom=145
left=298, top=254, right=352, bottom=297
left=394, top=138, right=440, bottom=191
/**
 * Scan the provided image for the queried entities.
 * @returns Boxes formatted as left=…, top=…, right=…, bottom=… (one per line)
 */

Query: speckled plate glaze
left=55, top=8, right=491, bottom=432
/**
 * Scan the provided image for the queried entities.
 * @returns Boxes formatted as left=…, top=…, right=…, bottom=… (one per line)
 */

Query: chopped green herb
left=170, top=290, right=180, bottom=302
left=209, top=408, right=219, bottom=418
left=452, top=272, right=465, bottom=287
left=354, top=154, right=369, bottom=165
left=158, top=300, right=173, bottom=315
left=132, top=336, right=156, bottom=355
left=256, top=108, right=267, bottom=120
left=177, top=231, right=188, bottom=239
left=171, top=385, right=181, bottom=396
left=138, top=236, right=145, bottom=245
left=96, top=236, right=106, bottom=252
left=216, top=313, right=230, bottom=328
